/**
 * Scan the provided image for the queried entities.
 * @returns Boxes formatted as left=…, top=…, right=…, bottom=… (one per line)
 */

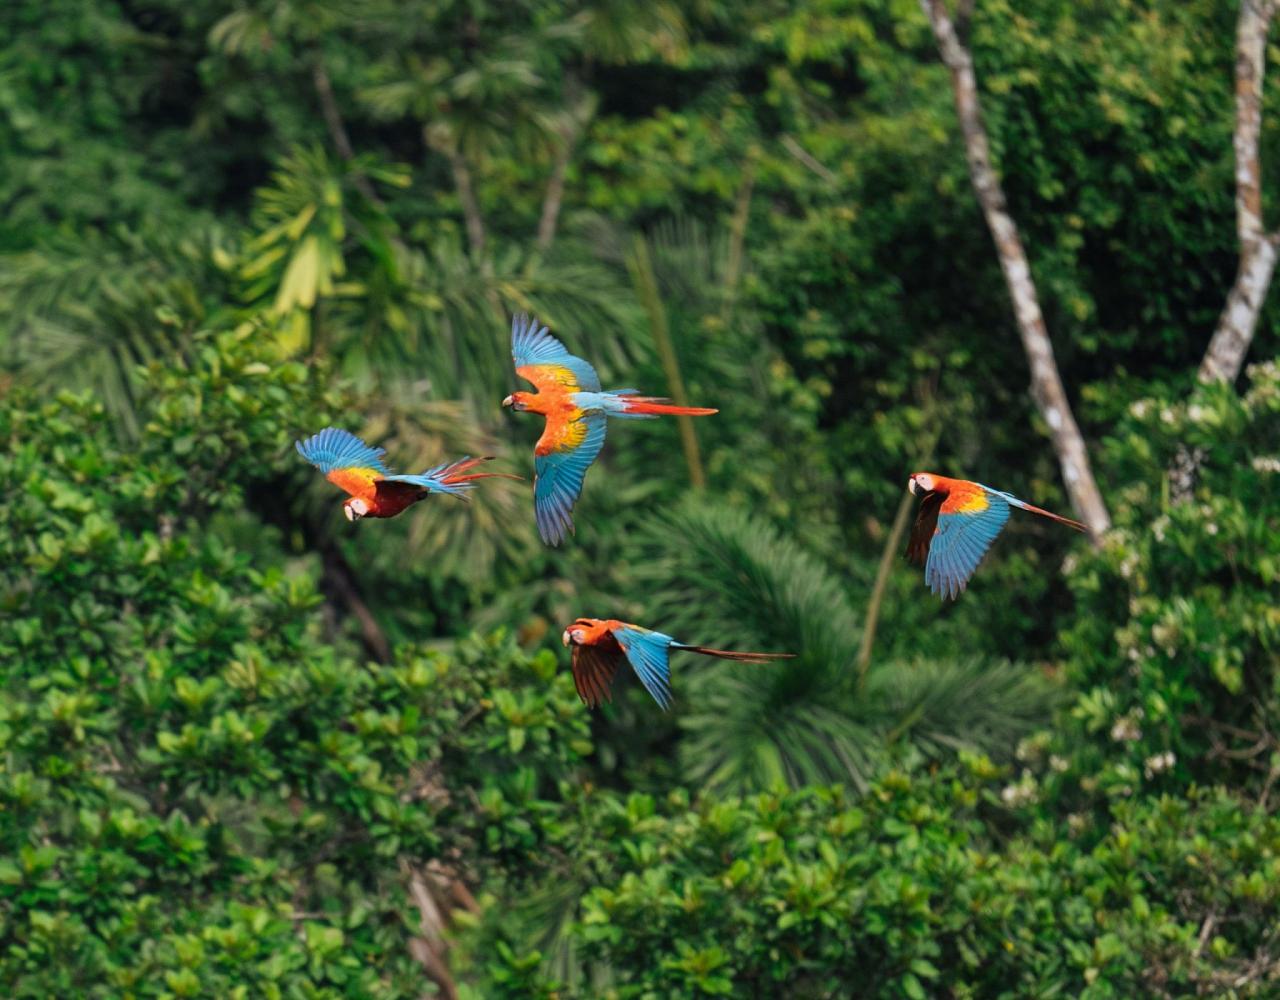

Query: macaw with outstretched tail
left=297, top=427, right=517, bottom=522
left=502, top=314, right=717, bottom=545
left=561, top=617, right=794, bottom=710
left=905, top=472, right=1086, bottom=599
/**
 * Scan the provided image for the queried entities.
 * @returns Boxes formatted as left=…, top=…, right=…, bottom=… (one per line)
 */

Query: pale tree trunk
left=920, top=0, right=1111, bottom=541
left=1174, top=1, right=1278, bottom=500
left=1198, top=0, right=1279, bottom=385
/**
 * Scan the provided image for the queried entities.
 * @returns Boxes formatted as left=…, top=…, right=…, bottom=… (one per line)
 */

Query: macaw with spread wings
left=905, top=472, right=1086, bottom=599
left=296, top=427, right=516, bottom=522
left=561, top=617, right=794, bottom=710
left=502, top=314, right=717, bottom=545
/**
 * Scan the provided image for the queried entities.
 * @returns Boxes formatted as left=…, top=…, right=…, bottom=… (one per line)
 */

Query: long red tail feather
left=620, top=396, right=718, bottom=417
left=1020, top=502, right=1087, bottom=532
left=438, top=456, right=524, bottom=485
left=680, top=646, right=795, bottom=662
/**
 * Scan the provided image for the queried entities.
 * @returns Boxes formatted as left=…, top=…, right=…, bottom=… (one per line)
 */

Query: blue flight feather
left=924, top=493, right=1011, bottom=599
left=296, top=427, right=390, bottom=476
left=534, top=413, right=607, bottom=545
left=511, top=313, right=601, bottom=392
left=613, top=624, right=676, bottom=710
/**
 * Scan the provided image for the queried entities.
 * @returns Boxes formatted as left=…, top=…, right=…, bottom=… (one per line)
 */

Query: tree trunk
left=920, top=0, right=1111, bottom=541
left=1198, top=0, right=1279, bottom=384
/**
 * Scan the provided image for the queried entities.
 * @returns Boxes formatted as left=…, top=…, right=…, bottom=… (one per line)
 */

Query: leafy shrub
left=465, top=763, right=1280, bottom=998
left=0, top=332, right=591, bottom=997
left=1059, top=362, right=1280, bottom=803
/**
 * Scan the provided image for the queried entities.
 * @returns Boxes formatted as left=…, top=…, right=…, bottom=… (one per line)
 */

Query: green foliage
left=2, top=0, right=1279, bottom=994
left=0, top=335, right=591, bottom=996
left=465, top=769, right=1280, bottom=998
left=1058, top=362, right=1280, bottom=804
left=637, top=502, right=1057, bottom=793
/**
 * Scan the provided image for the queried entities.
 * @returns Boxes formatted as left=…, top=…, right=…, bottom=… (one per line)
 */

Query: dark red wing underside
left=571, top=641, right=625, bottom=708
left=906, top=490, right=944, bottom=566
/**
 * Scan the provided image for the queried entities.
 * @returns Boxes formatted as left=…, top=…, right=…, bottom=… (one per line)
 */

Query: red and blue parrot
left=905, top=472, right=1085, bottom=599
left=561, top=617, right=794, bottom=710
left=502, top=314, right=717, bottom=545
left=296, top=427, right=515, bottom=522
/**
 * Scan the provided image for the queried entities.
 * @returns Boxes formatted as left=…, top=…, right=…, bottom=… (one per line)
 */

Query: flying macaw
left=296, top=426, right=517, bottom=522
left=561, top=617, right=794, bottom=710
left=502, top=314, right=717, bottom=545
left=905, top=472, right=1086, bottom=599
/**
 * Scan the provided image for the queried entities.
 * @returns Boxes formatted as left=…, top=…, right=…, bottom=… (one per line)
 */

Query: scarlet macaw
left=502, top=314, right=717, bottom=545
left=296, top=427, right=515, bottom=522
left=561, top=617, right=794, bottom=710
left=905, top=472, right=1086, bottom=599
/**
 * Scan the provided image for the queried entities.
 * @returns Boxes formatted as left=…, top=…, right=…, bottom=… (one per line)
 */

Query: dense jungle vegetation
left=1, top=0, right=1278, bottom=995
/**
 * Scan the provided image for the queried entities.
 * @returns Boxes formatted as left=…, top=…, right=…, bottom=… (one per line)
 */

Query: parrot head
left=561, top=618, right=594, bottom=646
left=908, top=472, right=936, bottom=497
left=502, top=392, right=532, bottom=412
left=343, top=497, right=370, bottom=521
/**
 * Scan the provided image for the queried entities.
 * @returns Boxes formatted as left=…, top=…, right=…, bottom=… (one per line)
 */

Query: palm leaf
left=636, top=500, right=1057, bottom=794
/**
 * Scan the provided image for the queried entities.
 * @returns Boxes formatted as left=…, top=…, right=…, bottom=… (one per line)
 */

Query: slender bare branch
left=1198, top=0, right=1280, bottom=385
left=857, top=407, right=941, bottom=685
left=721, top=148, right=759, bottom=323
left=628, top=235, right=708, bottom=488
left=313, top=60, right=357, bottom=162
left=311, top=59, right=383, bottom=207
left=780, top=135, right=837, bottom=185
left=920, top=0, right=1111, bottom=540
left=320, top=544, right=390, bottom=663
left=535, top=137, right=574, bottom=253
left=535, top=88, right=596, bottom=254
left=425, top=125, right=488, bottom=260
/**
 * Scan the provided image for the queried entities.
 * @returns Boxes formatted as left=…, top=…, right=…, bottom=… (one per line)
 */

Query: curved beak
left=909, top=479, right=925, bottom=497
left=343, top=504, right=357, bottom=522
left=561, top=629, right=571, bottom=646
left=501, top=395, right=514, bottom=409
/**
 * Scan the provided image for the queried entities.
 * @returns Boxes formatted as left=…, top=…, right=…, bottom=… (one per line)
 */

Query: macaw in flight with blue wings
left=561, top=617, right=794, bottom=710
left=297, top=427, right=516, bottom=522
left=502, top=314, right=717, bottom=545
left=905, top=472, right=1085, bottom=599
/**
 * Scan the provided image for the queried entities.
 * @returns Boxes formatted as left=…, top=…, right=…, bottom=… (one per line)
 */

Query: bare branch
left=721, top=148, right=759, bottom=323
left=311, top=59, right=383, bottom=207
left=920, top=0, right=1111, bottom=540
left=780, top=134, right=838, bottom=185
left=320, top=543, right=390, bottom=663
left=536, top=89, right=596, bottom=253
left=628, top=235, right=708, bottom=489
left=426, top=125, right=488, bottom=260
left=857, top=388, right=941, bottom=684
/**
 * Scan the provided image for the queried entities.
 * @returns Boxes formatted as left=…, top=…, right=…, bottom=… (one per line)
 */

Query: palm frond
left=870, top=657, right=1060, bottom=762
left=0, top=222, right=235, bottom=433
left=635, top=500, right=1057, bottom=794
